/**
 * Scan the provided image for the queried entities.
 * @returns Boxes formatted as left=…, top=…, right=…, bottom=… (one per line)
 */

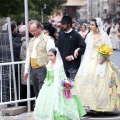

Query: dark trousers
left=65, top=68, right=78, bottom=80
left=19, top=85, right=35, bottom=110
left=31, top=67, right=47, bottom=98
left=2, top=65, right=9, bottom=102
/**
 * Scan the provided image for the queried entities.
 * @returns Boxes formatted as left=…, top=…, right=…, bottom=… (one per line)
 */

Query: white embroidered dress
left=74, top=18, right=120, bottom=112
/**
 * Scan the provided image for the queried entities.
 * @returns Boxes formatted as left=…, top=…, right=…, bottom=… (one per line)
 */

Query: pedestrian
left=0, top=23, right=11, bottom=102
left=33, top=48, right=86, bottom=120
left=11, top=21, right=18, bottom=39
left=20, top=26, right=35, bottom=110
left=109, top=24, right=118, bottom=50
left=24, top=20, right=55, bottom=98
left=12, top=25, right=25, bottom=97
left=74, top=17, right=120, bottom=113
left=106, top=24, right=111, bottom=35
left=58, top=15, right=86, bottom=80
left=78, top=24, right=89, bottom=40
left=43, top=22, right=58, bottom=46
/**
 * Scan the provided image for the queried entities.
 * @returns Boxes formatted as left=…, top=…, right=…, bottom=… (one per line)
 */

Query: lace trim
left=54, top=112, right=71, bottom=120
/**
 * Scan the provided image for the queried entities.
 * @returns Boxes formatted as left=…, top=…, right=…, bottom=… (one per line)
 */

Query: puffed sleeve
left=44, top=70, right=54, bottom=86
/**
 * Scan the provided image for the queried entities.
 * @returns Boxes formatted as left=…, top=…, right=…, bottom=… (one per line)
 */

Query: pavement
left=1, top=111, right=119, bottom=120
left=0, top=111, right=33, bottom=120
left=0, top=111, right=120, bottom=120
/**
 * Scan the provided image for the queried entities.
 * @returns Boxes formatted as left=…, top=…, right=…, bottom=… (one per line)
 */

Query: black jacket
left=58, top=30, right=86, bottom=69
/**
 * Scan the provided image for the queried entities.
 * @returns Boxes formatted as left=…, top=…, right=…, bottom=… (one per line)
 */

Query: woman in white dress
left=74, top=18, right=120, bottom=112
left=109, top=24, right=118, bottom=50
left=78, top=24, right=88, bottom=40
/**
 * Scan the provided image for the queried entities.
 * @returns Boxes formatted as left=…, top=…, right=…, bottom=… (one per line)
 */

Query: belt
left=31, top=65, right=45, bottom=69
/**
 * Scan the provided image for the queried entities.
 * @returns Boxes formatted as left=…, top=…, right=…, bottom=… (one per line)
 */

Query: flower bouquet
left=97, top=44, right=113, bottom=57
left=61, top=79, right=74, bottom=99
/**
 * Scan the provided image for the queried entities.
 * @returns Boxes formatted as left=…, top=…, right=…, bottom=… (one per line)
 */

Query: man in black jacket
left=58, top=16, right=86, bottom=80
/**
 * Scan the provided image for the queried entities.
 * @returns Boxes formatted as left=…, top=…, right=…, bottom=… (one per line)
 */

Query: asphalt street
left=110, top=49, right=120, bottom=77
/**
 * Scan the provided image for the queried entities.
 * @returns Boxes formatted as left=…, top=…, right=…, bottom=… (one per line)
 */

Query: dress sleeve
left=44, top=70, right=48, bottom=82
left=24, top=47, right=30, bottom=73
left=75, top=32, right=86, bottom=58
left=44, top=69, right=54, bottom=86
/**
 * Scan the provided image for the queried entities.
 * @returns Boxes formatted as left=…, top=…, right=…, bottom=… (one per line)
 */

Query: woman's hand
left=99, top=56, right=107, bottom=64
left=74, top=48, right=80, bottom=58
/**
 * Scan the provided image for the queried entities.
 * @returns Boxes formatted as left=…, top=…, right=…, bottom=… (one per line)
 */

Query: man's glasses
left=30, top=28, right=38, bottom=33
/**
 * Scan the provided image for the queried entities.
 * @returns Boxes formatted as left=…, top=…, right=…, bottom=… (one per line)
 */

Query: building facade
left=63, top=0, right=87, bottom=22
left=87, top=0, right=120, bottom=23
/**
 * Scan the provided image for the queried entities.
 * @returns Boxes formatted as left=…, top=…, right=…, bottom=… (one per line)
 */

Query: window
left=103, top=9, right=107, bottom=14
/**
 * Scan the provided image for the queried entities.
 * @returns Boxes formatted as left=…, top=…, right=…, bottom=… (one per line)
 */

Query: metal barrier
left=0, top=17, right=35, bottom=113
left=0, top=61, right=36, bottom=112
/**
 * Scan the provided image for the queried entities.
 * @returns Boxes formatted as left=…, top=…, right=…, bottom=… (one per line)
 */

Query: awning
left=63, top=0, right=86, bottom=6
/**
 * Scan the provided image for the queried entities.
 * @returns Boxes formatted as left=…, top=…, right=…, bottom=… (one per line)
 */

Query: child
left=33, top=48, right=86, bottom=120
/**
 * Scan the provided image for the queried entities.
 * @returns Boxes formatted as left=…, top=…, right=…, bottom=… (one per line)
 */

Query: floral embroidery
left=29, top=34, right=48, bottom=66
left=109, top=73, right=116, bottom=88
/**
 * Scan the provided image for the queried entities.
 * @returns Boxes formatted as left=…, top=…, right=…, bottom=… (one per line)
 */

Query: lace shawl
left=75, top=18, right=112, bottom=78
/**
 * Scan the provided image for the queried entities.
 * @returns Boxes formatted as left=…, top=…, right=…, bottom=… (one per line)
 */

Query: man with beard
left=58, top=16, right=86, bottom=80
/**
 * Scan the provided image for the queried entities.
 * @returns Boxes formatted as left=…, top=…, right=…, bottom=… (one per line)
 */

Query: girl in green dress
left=33, top=48, right=86, bottom=120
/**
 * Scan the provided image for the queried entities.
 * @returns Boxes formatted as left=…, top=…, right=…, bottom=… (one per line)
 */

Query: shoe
left=90, top=110, right=98, bottom=116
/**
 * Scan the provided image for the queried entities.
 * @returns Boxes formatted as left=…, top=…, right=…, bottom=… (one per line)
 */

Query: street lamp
left=41, top=4, right=46, bottom=23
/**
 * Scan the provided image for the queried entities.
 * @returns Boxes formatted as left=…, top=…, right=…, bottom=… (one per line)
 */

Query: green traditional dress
left=34, top=61, right=86, bottom=120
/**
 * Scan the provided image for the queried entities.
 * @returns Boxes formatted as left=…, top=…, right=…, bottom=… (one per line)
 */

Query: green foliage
left=0, top=0, right=24, bottom=17
left=0, top=0, right=67, bottom=20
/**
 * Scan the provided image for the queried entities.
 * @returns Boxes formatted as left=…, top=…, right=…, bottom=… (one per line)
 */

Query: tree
left=0, top=0, right=67, bottom=20
left=0, top=0, right=24, bottom=17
